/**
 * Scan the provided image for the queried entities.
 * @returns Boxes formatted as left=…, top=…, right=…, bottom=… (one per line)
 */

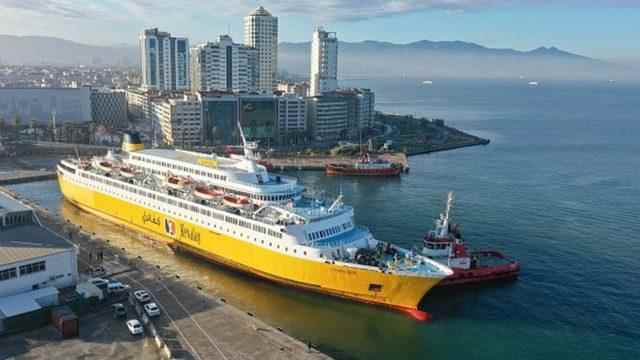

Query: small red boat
left=326, top=153, right=402, bottom=176
left=223, top=194, right=250, bottom=208
left=423, top=192, right=520, bottom=286
left=194, top=186, right=223, bottom=200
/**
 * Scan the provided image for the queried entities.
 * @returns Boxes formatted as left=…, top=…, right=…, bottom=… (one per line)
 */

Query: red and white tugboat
left=423, top=192, right=520, bottom=286
left=326, top=153, right=402, bottom=176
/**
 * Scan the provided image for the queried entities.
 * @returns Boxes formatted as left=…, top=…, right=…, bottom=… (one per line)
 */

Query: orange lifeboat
left=167, top=176, right=191, bottom=190
left=223, top=194, right=250, bottom=208
left=97, top=161, right=113, bottom=173
left=194, top=186, right=223, bottom=201
left=119, top=167, right=136, bottom=179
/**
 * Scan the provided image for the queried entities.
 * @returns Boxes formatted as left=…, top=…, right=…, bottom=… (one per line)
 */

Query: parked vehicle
left=89, top=278, right=109, bottom=290
left=107, top=282, right=130, bottom=294
left=90, top=265, right=106, bottom=277
left=126, top=319, right=143, bottom=335
left=112, top=303, right=126, bottom=318
left=133, top=290, right=151, bottom=303
left=143, top=302, right=160, bottom=317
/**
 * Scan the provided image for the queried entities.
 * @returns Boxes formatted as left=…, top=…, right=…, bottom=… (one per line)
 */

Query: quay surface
left=0, top=169, right=57, bottom=185
left=0, top=186, right=333, bottom=360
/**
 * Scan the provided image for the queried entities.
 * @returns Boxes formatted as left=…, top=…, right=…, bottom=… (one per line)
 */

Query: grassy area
left=376, top=112, right=489, bottom=155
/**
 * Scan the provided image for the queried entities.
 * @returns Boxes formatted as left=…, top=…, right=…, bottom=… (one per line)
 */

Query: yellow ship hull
left=58, top=172, right=443, bottom=311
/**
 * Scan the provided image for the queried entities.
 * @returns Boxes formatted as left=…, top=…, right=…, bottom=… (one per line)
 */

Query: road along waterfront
left=0, top=185, right=332, bottom=360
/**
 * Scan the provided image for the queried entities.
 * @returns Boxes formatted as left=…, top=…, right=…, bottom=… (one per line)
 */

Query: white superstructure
left=310, top=28, right=338, bottom=97
left=244, top=6, right=278, bottom=93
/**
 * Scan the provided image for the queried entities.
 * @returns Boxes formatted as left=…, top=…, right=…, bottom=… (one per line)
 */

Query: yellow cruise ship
left=57, top=131, right=451, bottom=318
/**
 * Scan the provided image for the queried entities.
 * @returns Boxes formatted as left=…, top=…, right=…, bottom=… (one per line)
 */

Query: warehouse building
left=0, top=193, right=78, bottom=334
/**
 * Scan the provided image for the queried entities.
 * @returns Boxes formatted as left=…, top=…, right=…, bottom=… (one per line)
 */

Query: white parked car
left=133, top=290, right=151, bottom=303
left=126, top=319, right=143, bottom=335
left=143, top=302, right=160, bottom=317
left=107, top=281, right=130, bottom=294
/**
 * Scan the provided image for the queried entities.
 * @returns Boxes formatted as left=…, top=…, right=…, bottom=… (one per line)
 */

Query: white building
left=334, top=88, right=376, bottom=135
left=0, top=87, right=92, bottom=125
left=90, top=88, right=128, bottom=128
left=310, top=28, right=338, bottom=97
left=190, top=35, right=258, bottom=93
left=0, top=194, right=78, bottom=299
left=151, top=95, right=202, bottom=147
left=278, top=94, right=306, bottom=136
left=244, top=6, right=278, bottom=93
left=306, top=96, right=348, bottom=140
left=277, top=81, right=309, bottom=97
left=140, top=28, right=190, bottom=91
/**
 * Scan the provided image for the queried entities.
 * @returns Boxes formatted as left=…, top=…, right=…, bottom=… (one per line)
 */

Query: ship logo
left=164, top=219, right=176, bottom=236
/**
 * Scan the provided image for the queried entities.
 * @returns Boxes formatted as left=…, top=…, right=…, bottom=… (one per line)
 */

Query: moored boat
left=326, top=153, right=402, bottom=176
left=423, top=192, right=520, bottom=286
left=56, top=123, right=452, bottom=318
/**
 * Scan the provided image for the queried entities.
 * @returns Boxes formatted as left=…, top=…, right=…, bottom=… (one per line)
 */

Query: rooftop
left=0, top=287, right=59, bottom=319
left=249, top=6, right=272, bottom=17
left=0, top=193, right=31, bottom=216
left=0, top=224, right=75, bottom=266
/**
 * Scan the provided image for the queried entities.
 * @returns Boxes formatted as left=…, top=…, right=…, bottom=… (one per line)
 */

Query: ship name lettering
left=179, top=224, right=201, bottom=244
left=142, top=212, right=162, bottom=226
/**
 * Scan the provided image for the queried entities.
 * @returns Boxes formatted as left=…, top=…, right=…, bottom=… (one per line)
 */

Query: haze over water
left=9, top=78, right=640, bottom=359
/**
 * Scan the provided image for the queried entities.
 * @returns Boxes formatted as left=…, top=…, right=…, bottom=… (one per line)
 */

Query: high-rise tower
left=190, top=35, right=257, bottom=93
left=244, top=6, right=278, bottom=93
left=310, top=28, right=338, bottom=97
left=140, top=28, right=190, bottom=91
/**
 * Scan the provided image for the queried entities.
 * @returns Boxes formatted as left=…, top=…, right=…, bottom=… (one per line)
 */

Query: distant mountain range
left=0, top=35, right=632, bottom=80
left=0, top=35, right=137, bottom=67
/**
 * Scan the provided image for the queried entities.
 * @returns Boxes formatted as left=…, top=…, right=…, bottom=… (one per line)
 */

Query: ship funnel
left=122, top=131, right=144, bottom=152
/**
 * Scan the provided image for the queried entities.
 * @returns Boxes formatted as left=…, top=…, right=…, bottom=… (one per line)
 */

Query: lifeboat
left=194, top=186, right=223, bottom=201
left=119, top=167, right=136, bottom=179
left=96, top=161, right=113, bottom=173
left=223, top=194, right=250, bottom=208
left=167, top=176, right=191, bottom=190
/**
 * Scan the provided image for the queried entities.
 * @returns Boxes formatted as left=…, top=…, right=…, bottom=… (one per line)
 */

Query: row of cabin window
left=80, top=171, right=283, bottom=240
left=307, top=221, right=353, bottom=241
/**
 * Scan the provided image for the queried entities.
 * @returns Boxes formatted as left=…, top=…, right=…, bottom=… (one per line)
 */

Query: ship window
left=368, top=284, right=383, bottom=292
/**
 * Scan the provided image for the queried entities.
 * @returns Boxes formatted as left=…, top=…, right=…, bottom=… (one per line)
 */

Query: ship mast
left=236, top=118, right=258, bottom=160
left=437, top=192, right=454, bottom=238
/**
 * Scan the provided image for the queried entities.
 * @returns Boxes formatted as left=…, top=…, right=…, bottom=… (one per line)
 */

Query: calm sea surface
left=8, top=79, right=640, bottom=359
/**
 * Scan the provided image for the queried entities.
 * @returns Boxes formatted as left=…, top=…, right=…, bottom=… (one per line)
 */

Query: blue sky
left=0, top=1, right=638, bottom=62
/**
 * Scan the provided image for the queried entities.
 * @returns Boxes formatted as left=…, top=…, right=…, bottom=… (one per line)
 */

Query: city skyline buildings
left=190, top=35, right=257, bottom=94
left=139, top=28, right=190, bottom=91
left=310, top=28, right=338, bottom=97
left=244, top=6, right=278, bottom=93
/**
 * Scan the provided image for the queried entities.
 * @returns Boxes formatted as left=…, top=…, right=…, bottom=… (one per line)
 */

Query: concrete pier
left=0, top=170, right=57, bottom=185
left=0, top=186, right=333, bottom=360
